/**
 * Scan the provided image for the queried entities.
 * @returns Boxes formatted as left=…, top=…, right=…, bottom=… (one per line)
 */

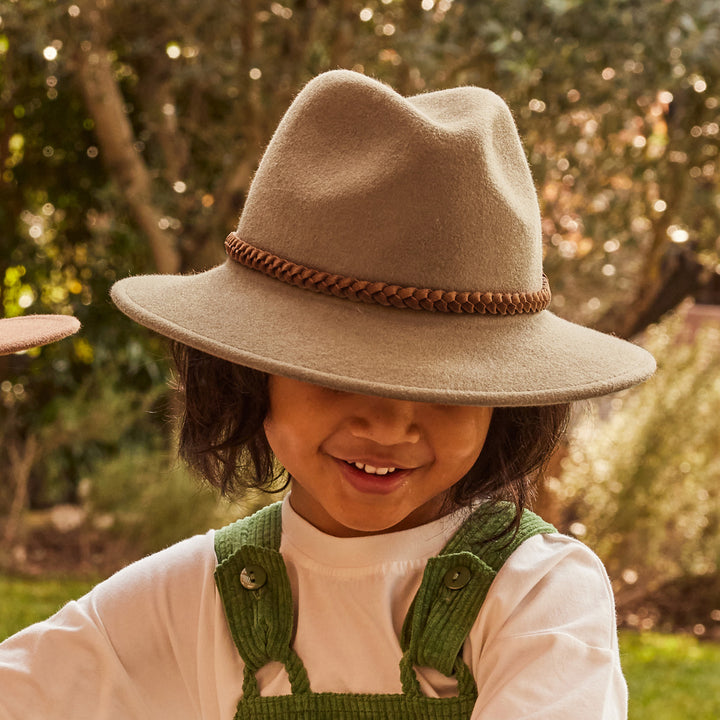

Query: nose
left=346, top=395, right=421, bottom=445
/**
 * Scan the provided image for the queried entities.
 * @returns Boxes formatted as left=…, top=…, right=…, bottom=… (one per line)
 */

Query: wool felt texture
left=111, top=69, right=655, bottom=405
left=213, top=501, right=556, bottom=719
left=0, top=315, right=80, bottom=355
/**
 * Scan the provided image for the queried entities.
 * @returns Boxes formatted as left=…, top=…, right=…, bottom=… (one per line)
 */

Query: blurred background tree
left=0, top=0, right=719, bottom=607
left=556, top=304, right=720, bottom=635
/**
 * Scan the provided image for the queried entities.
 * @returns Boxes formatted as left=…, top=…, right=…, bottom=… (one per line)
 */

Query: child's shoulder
left=486, top=530, right=617, bottom=643
left=87, top=529, right=218, bottom=614
left=452, top=504, right=616, bottom=638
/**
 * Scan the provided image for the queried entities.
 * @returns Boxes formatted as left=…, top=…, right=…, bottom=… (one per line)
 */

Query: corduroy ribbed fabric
left=214, top=502, right=556, bottom=719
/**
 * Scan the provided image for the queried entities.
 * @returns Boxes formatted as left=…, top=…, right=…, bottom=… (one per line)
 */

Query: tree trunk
left=71, top=2, right=181, bottom=274
left=2, top=434, right=37, bottom=547
left=594, top=245, right=712, bottom=339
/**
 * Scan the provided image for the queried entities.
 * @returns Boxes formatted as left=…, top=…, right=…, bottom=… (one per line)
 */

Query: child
left=0, top=70, right=655, bottom=719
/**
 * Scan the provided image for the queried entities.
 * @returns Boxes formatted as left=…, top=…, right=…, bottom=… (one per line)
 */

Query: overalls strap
left=214, top=502, right=310, bottom=697
left=399, top=503, right=555, bottom=693
left=214, top=501, right=556, bottom=719
left=215, top=500, right=283, bottom=555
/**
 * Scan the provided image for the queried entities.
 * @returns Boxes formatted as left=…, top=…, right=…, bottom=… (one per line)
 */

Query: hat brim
left=0, top=315, right=81, bottom=356
left=111, top=261, right=655, bottom=407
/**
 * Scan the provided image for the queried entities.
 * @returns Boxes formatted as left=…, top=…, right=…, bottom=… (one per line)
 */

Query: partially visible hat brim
left=111, top=261, right=655, bottom=407
left=0, top=315, right=81, bottom=355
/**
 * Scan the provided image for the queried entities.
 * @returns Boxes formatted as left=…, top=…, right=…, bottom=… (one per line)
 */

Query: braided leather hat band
left=225, top=233, right=551, bottom=316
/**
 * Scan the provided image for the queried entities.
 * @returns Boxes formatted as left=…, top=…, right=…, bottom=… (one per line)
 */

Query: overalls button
left=240, top=565, right=267, bottom=590
left=443, top=565, right=471, bottom=590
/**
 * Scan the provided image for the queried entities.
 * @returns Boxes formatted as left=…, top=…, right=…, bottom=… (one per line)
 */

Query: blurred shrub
left=1, top=329, right=168, bottom=508
left=79, top=443, right=238, bottom=555
left=32, top=359, right=170, bottom=507
left=554, top=304, right=720, bottom=603
left=1, top=354, right=286, bottom=560
left=1, top=358, right=248, bottom=559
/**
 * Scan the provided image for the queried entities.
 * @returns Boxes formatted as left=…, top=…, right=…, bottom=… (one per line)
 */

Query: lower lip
left=334, top=459, right=412, bottom=495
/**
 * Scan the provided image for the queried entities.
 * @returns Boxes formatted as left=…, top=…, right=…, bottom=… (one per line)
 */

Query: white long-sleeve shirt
left=0, top=496, right=627, bottom=719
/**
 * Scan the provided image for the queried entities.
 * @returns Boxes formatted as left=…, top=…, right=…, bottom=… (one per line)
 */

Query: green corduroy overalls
left=214, top=501, right=555, bottom=720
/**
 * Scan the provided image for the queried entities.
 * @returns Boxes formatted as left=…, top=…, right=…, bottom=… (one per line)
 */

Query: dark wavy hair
left=171, top=342, right=570, bottom=533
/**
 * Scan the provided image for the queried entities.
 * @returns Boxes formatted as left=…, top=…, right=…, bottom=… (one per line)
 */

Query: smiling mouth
left=347, top=461, right=398, bottom=476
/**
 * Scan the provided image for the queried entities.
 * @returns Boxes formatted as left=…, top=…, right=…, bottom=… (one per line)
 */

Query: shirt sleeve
left=0, top=531, right=221, bottom=720
left=468, top=533, right=627, bottom=720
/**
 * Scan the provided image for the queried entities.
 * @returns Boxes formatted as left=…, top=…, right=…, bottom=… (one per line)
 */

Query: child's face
left=264, top=375, right=493, bottom=537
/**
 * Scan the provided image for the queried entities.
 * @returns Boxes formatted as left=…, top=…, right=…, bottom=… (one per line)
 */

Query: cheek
left=440, top=409, right=493, bottom=467
left=263, top=416, right=278, bottom=451
left=264, top=423, right=297, bottom=480
left=264, top=415, right=295, bottom=464
left=264, top=412, right=320, bottom=478
left=263, top=384, right=302, bottom=462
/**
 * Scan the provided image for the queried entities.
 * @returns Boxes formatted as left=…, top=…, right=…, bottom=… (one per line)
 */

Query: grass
left=2, top=576, right=719, bottom=720
left=621, top=630, right=720, bottom=720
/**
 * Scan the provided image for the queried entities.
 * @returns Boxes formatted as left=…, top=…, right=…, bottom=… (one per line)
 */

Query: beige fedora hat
left=112, top=70, right=654, bottom=406
left=0, top=314, right=80, bottom=355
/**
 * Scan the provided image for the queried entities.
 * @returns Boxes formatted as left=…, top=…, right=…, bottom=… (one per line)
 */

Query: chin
left=331, top=507, right=427, bottom=537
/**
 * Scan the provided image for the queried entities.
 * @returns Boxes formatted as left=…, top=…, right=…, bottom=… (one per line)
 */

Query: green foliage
left=3, top=0, right=719, bottom=319
left=621, top=631, right=720, bottom=720
left=39, top=364, right=167, bottom=502
left=556, top=306, right=720, bottom=598
left=81, top=443, right=239, bottom=556
left=1, top=350, right=168, bottom=507
left=2, top=356, right=242, bottom=555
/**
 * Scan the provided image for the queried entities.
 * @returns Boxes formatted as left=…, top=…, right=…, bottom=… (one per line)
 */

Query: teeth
left=353, top=462, right=396, bottom=475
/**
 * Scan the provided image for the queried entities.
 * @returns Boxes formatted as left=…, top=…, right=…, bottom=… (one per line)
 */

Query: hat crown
left=237, top=70, right=543, bottom=294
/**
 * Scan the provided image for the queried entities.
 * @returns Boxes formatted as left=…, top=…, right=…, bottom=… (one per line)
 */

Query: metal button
left=240, top=565, right=267, bottom=590
left=443, top=565, right=471, bottom=590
